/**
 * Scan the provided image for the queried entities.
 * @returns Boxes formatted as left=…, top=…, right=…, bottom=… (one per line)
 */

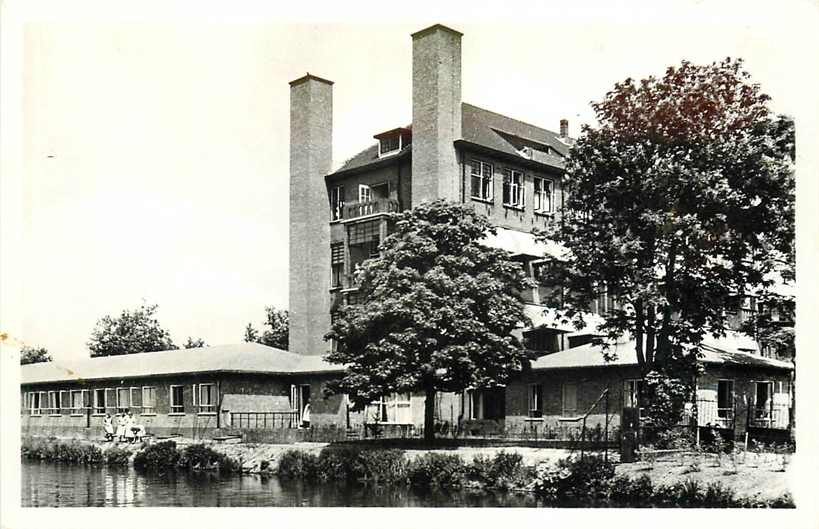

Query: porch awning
left=480, top=228, right=565, bottom=259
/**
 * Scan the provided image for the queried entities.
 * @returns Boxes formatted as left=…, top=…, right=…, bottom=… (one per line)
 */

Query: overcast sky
left=5, top=1, right=817, bottom=362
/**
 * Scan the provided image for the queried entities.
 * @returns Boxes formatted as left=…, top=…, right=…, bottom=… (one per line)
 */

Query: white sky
left=3, top=1, right=817, bottom=363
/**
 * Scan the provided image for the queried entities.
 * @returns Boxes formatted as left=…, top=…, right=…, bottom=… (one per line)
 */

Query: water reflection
left=22, top=460, right=540, bottom=508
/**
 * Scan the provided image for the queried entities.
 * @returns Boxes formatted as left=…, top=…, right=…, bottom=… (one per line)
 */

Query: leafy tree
left=260, top=307, right=289, bottom=350
left=243, top=323, right=260, bottom=344
left=540, top=59, right=795, bottom=432
left=20, top=345, right=51, bottom=365
left=325, top=200, right=532, bottom=441
left=242, top=307, right=289, bottom=350
left=182, top=337, right=208, bottom=348
left=87, top=302, right=177, bottom=357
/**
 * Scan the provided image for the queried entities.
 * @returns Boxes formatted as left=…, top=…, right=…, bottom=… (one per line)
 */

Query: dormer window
left=374, top=126, right=412, bottom=158
left=379, top=136, right=400, bottom=156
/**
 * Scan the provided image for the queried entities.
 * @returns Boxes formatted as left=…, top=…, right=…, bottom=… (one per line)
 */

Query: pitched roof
left=20, top=343, right=343, bottom=385
left=330, top=103, right=569, bottom=176
left=529, top=333, right=793, bottom=372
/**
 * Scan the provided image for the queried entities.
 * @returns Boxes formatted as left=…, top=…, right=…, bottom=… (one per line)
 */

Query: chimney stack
left=288, top=73, right=333, bottom=355
left=560, top=119, right=569, bottom=138
left=411, top=24, right=463, bottom=204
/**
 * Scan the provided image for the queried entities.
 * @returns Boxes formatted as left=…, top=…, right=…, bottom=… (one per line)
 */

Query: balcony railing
left=344, top=199, right=400, bottom=220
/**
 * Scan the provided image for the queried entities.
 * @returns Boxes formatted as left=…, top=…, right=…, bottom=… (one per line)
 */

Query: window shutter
left=193, top=384, right=198, bottom=407
left=105, top=388, right=117, bottom=411
left=82, top=389, right=90, bottom=409
left=22, top=392, right=28, bottom=413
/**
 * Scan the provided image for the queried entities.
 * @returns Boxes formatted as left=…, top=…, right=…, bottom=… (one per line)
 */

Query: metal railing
left=229, top=411, right=300, bottom=429
left=344, top=199, right=400, bottom=220
left=748, top=404, right=790, bottom=430
left=696, top=399, right=735, bottom=429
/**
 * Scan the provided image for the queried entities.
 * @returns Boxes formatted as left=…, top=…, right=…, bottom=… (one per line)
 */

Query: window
left=467, top=388, right=505, bottom=420
left=358, top=184, right=372, bottom=203
left=533, top=177, right=553, bottom=213
left=94, top=389, right=106, bottom=414
left=366, top=393, right=411, bottom=424
left=378, top=136, right=400, bottom=156
left=116, top=387, right=130, bottom=413
left=562, top=383, right=577, bottom=416
left=29, top=392, right=42, bottom=416
left=142, top=387, right=156, bottom=414
left=502, top=169, right=525, bottom=207
left=70, top=390, right=84, bottom=415
left=470, top=160, right=493, bottom=201
left=753, top=381, right=773, bottom=419
left=717, top=380, right=734, bottom=418
left=170, top=385, right=185, bottom=414
left=330, top=185, right=344, bottom=221
left=624, top=379, right=643, bottom=409
left=199, top=383, right=217, bottom=414
left=48, top=391, right=60, bottom=415
left=528, top=384, right=543, bottom=418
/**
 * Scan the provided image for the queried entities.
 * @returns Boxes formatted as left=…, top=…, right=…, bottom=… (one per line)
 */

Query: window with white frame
left=623, top=379, right=643, bottom=409
left=170, top=385, right=185, bottom=414
left=533, top=177, right=553, bottom=213
left=366, top=393, right=411, bottom=424
left=116, top=387, right=130, bottom=413
left=29, top=392, right=42, bottom=415
left=717, top=380, right=734, bottom=419
left=528, top=384, right=543, bottom=418
left=199, top=383, right=217, bottom=413
left=358, top=184, right=372, bottom=203
left=470, top=160, right=493, bottom=201
left=330, top=185, right=344, bottom=221
left=502, top=169, right=525, bottom=207
left=378, top=136, right=400, bottom=157
left=93, top=388, right=106, bottom=414
left=70, top=390, right=84, bottom=414
left=47, top=391, right=60, bottom=415
left=142, top=387, right=156, bottom=414
left=562, top=382, right=577, bottom=417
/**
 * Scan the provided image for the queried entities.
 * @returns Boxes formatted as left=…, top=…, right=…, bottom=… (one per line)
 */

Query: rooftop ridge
left=462, top=102, right=560, bottom=138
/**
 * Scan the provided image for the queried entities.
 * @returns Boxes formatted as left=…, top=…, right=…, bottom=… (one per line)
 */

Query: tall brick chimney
left=560, top=118, right=569, bottom=138
left=411, top=24, right=463, bottom=204
left=288, top=73, right=333, bottom=355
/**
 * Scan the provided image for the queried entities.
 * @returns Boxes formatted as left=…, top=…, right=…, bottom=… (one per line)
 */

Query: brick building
left=21, top=23, right=793, bottom=443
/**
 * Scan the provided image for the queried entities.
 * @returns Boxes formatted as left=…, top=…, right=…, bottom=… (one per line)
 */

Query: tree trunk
left=635, top=299, right=646, bottom=369
left=424, top=387, right=436, bottom=443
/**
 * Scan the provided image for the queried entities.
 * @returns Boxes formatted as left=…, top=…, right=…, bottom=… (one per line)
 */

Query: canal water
left=21, top=460, right=541, bottom=508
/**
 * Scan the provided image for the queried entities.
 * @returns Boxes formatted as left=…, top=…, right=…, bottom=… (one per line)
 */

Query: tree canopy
left=182, top=337, right=208, bottom=348
left=87, top=302, right=177, bottom=357
left=540, top=59, right=795, bottom=430
left=20, top=345, right=52, bottom=365
left=325, top=200, right=532, bottom=440
left=243, top=306, right=289, bottom=350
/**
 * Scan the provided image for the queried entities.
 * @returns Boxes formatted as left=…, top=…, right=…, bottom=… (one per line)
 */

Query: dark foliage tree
left=20, top=345, right=51, bottom=365
left=87, top=302, right=177, bottom=357
left=325, top=200, right=532, bottom=441
left=182, top=337, right=208, bottom=348
left=540, top=59, right=795, bottom=432
left=242, top=307, right=289, bottom=350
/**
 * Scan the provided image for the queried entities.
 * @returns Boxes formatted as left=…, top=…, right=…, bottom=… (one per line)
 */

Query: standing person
left=125, top=411, right=137, bottom=443
left=301, top=402, right=311, bottom=429
left=103, top=414, right=114, bottom=442
left=115, top=413, right=127, bottom=442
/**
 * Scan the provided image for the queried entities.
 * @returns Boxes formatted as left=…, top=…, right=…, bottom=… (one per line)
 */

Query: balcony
left=344, top=199, right=400, bottom=220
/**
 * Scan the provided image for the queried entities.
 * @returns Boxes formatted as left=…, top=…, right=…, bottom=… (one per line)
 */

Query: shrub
left=179, top=444, right=241, bottom=474
left=701, top=481, right=735, bottom=508
left=356, top=449, right=407, bottom=485
left=277, top=449, right=319, bottom=480
left=467, top=451, right=530, bottom=490
left=407, top=453, right=468, bottom=490
left=609, top=474, right=654, bottom=507
left=532, top=455, right=615, bottom=505
left=105, top=446, right=131, bottom=467
left=133, top=441, right=180, bottom=473
left=654, top=427, right=694, bottom=450
left=21, top=439, right=104, bottom=465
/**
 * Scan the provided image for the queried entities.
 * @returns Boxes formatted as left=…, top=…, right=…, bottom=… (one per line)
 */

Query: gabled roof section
left=21, top=343, right=343, bottom=385
left=529, top=333, right=793, bottom=372
left=329, top=103, right=571, bottom=177
left=460, top=103, right=570, bottom=165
